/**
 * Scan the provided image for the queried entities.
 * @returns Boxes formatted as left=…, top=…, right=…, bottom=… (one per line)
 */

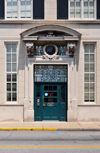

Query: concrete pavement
left=0, top=122, right=100, bottom=131
left=1, top=131, right=100, bottom=153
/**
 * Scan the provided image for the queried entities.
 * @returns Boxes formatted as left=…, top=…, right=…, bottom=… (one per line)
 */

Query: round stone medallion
left=43, top=44, right=58, bottom=59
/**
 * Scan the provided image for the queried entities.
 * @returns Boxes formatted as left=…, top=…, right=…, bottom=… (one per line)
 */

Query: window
left=6, top=0, right=32, bottom=19
left=69, top=0, right=96, bottom=19
left=20, top=0, right=32, bottom=18
left=70, top=0, right=81, bottom=18
left=7, top=0, right=18, bottom=18
left=84, top=44, right=96, bottom=102
left=6, top=44, right=18, bottom=102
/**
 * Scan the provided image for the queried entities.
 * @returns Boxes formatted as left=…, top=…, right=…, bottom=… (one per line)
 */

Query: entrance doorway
left=34, top=83, right=67, bottom=121
left=34, top=65, right=67, bottom=121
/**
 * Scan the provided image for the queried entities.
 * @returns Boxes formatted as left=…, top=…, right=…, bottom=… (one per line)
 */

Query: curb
left=0, top=127, right=100, bottom=131
left=0, top=127, right=57, bottom=131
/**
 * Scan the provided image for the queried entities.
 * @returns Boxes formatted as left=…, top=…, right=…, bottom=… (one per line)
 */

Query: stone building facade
left=0, top=0, right=100, bottom=122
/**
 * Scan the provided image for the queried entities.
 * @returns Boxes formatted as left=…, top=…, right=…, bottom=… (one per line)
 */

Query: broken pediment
left=29, top=31, right=72, bottom=37
left=21, top=25, right=81, bottom=41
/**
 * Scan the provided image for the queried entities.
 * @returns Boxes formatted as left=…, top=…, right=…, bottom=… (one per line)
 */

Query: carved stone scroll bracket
left=67, top=43, right=76, bottom=57
left=26, top=42, right=34, bottom=57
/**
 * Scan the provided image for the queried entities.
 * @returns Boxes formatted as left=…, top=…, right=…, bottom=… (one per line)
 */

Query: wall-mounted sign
left=48, top=102, right=54, bottom=107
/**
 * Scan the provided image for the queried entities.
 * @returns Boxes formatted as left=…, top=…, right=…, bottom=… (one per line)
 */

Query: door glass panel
left=61, top=86, right=65, bottom=102
left=53, top=92, right=57, bottom=96
left=49, top=86, right=52, bottom=91
left=36, top=85, right=40, bottom=103
left=44, top=86, right=48, bottom=91
left=44, top=98, right=48, bottom=102
left=54, top=98, right=57, bottom=102
left=49, top=98, right=52, bottom=102
left=44, top=85, right=57, bottom=103
left=53, top=86, right=57, bottom=90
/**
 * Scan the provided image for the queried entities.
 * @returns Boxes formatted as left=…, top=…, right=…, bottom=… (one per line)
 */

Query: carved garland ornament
left=26, top=42, right=77, bottom=58
left=43, top=44, right=59, bottom=59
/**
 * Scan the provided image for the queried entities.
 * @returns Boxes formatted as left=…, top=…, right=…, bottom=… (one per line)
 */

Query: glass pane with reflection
left=7, top=93, right=11, bottom=101
left=12, top=93, right=17, bottom=101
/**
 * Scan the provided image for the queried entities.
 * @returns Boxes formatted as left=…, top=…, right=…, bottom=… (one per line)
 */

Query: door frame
left=24, top=59, right=76, bottom=122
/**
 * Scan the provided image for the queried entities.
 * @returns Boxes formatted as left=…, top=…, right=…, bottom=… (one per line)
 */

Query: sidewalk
left=0, top=122, right=100, bottom=131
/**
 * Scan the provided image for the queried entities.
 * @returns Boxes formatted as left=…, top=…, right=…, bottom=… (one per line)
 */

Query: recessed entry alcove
left=21, top=25, right=81, bottom=122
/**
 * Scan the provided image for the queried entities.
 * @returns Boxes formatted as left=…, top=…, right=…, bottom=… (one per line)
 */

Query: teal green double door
left=34, top=83, right=67, bottom=121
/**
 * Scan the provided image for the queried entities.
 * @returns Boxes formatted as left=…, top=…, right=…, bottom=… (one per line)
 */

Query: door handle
left=43, top=102, right=45, bottom=107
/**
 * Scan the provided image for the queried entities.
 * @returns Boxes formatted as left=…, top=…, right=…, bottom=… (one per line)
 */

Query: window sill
left=1, top=103, right=23, bottom=106
left=78, top=103, right=100, bottom=106
left=68, top=18, right=96, bottom=20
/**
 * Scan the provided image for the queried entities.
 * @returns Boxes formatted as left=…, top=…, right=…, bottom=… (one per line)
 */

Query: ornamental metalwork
left=58, top=46, right=66, bottom=56
left=35, top=45, right=67, bottom=57
left=35, top=46, right=43, bottom=56
left=34, top=65, right=67, bottom=82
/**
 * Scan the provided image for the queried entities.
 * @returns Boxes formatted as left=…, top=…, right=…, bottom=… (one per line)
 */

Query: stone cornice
left=0, top=20, right=100, bottom=24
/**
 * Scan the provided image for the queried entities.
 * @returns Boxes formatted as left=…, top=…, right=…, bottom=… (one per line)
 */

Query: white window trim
left=69, top=0, right=96, bottom=20
left=5, top=42, right=18, bottom=104
left=83, top=42, right=97, bottom=104
left=5, top=0, right=33, bottom=20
